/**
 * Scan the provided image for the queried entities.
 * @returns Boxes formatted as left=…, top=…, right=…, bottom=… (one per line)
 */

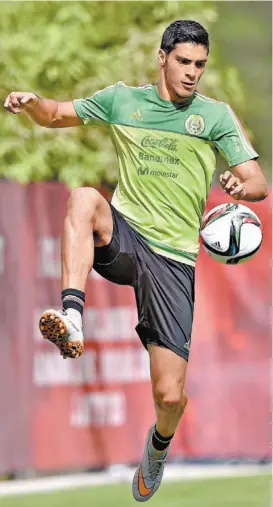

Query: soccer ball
left=200, top=203, right=262, bottom=264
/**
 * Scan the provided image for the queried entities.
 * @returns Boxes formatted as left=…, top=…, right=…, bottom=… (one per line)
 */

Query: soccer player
left=5, top=19, right=267, bottom=502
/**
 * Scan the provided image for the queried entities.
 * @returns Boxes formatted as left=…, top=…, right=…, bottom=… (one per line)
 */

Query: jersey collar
left=153, top=84, right=196, bottom=108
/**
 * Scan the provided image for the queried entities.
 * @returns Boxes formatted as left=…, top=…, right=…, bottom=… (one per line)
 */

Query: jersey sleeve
left=212, top=104, right=258, bottom=166
left=73, top=83, right=118, bottom=125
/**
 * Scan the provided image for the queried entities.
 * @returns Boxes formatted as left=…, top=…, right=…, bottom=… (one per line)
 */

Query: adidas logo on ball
left=211, top=241, right=221, bottom=249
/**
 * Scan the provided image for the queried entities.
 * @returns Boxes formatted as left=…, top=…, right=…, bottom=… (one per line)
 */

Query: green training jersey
left=73, top=82, right=258, bottom=266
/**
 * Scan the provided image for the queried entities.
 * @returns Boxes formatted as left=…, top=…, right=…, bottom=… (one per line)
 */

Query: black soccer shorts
left=93, top=204, right=195, bottom=361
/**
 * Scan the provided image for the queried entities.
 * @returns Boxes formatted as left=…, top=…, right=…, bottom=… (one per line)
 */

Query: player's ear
left=158, top=49, right=167, bottom=67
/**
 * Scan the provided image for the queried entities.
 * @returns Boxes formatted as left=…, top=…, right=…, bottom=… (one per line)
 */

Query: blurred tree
left=1, top=1, right=270, bottom=187
left=211, top=1, right=271, bottom=178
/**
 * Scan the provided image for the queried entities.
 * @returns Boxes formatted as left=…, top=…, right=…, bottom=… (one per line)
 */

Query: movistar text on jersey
left=137, top=167, right=178, bottom=179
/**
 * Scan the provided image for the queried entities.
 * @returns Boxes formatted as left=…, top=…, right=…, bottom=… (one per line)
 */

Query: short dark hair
left=161, top=20, right=209, bottom=55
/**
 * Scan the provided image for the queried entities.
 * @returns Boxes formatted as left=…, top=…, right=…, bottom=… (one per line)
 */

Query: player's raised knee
left=69, top=186, right=101, bottom=206
left=67, top=187, right=101, bottom=220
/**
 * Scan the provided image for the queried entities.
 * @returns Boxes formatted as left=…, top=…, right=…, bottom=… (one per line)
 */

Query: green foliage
left=1, top=1, right=270, bottom=187
left=212, top=1, right=272, bottom=178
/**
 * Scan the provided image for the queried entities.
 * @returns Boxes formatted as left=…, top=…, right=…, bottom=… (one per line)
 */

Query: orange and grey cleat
left=132, top=425, right=168, bottom=502
left=39, top=309, right=84, bottom=359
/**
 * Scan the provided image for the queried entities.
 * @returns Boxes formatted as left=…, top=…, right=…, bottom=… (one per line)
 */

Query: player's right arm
left=4, top=92, right=82, bottom=128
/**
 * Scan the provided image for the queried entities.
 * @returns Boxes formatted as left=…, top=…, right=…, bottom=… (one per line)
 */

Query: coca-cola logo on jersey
left=141, top=136, right=178, bottom=152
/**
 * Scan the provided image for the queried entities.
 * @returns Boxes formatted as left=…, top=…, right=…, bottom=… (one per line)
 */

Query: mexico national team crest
left=185, top=114, right=205, bottom=136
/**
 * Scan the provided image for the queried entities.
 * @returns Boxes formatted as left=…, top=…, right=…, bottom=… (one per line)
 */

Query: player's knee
left=67, top=187, right=101, bottom=222
left=154, top=384, right=187, bottom=414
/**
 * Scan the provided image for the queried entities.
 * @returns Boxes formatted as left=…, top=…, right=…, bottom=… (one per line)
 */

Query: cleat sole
left=39, top=310, right=84, bottom=359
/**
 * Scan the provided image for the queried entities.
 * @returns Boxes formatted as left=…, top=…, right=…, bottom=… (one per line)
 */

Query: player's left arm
left=220, top=159, right=268, bottom=202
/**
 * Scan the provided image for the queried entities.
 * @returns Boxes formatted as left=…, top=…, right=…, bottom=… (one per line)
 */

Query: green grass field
left=1, top=474, right=271, bottom=507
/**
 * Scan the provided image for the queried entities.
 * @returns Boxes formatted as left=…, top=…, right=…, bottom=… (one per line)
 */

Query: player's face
left=159, top=43, right=208, bottom=101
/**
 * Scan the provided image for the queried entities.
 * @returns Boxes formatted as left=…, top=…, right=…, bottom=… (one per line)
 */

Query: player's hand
left=4, top=92, right=38, bottom=114
left=219, top=171, right=246, bottom=200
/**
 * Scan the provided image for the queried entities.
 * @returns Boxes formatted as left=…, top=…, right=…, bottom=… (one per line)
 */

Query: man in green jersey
left=5, top=19, right=267, bottom=502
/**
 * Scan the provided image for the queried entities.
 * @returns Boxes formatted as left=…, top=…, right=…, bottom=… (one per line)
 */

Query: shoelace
left=148, top=457, right=166, bottom=481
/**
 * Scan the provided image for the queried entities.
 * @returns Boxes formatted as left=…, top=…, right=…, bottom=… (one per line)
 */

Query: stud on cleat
left=39, top=309, right=84, bottom=359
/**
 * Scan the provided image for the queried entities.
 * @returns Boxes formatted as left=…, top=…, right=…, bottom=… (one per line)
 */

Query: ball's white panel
left=238, top=223, right=262, bottom=255
left=200, top=213, right=231, bottom=252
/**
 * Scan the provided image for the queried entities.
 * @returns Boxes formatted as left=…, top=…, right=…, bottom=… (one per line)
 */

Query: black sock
left=62, top=288, right=85, bottom=316
left=152, top=427, right=174, bottom=451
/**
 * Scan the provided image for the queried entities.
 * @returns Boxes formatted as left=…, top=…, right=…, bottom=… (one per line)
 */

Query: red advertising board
left=0, top=182, right=271, bottom=472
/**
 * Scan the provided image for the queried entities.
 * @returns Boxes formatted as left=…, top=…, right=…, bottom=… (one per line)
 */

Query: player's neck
left=156, top=80, right=192, bottom=105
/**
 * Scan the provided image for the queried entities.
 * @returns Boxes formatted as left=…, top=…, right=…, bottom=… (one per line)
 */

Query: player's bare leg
left=62, top=187, right=113, bottom=289
left=149, top=346, right=188, bottom=437
left=39, top=187, right=113, bottom=358
left=133, top=345, right=187, bottom=502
